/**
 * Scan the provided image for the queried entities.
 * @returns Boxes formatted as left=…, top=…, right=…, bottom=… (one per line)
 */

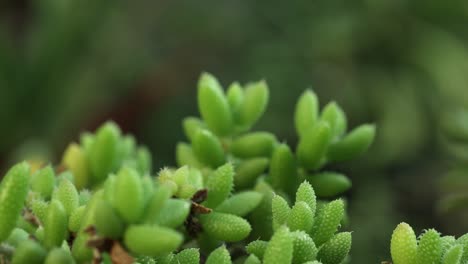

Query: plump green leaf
left=53, top=178, right=79, bottom=217
left=327, top=124, right=376, bottom=162
left=442, top=245, right=463, bottom=264
left=62, top=143, right=89, bottom=190
left=317, top=232, right=352, bottom=264
left=295, top=181, right=316, bottom=218
left=198, top=72, right=233, bottom=136
left=230, top=132, right=276, bottom=158
left=287, top=201, right=313, bottom=232
left=44, top=248, right=74, bottom=264
left=306, top=172, right=351, bottom=198
left=391, top=222, right=417, bottom=264
left=174, top=248, right=200, bottom=264
left=263, top=226, right=293, bottom=264
left=246, top=240, right=268, bottom=260
left=89, top=121, right=121, bottom=183
left=204, top=163, right=234, bottom=208
left=291, top=231, right=317, bottom=264
left=297, top=121, right=331, bottom=170
left=227, top=82, right=244, bottom=124
left=124, top=225, right=183, bottom=257
left=183, top=117, right=205, bottom=142
left=295, top=89, right=319, bottom=137
left=320, top=101, right=347, bottom=140
left=272, top=195, right=290, bottom=231
left=216, top=191, right=263, bottom=217
left=200, top=212, right=252, bottom=242
left=235, top=158, right=269, bottom=189
left=154, top=199, right=191, bottom=228
left=270, top=144, right=297, bottom=194
left=95, top=199, right=125, bottom=239
left=238, top=81, right=269, bottom=130
left=0, top=162, right=30, bottom=242
left=44, top=200, right=68, bottom=249
left=192, top=129, right=226, bottom=168
left=416, top=229, right=442, bottom=264
left=310, top=199, right=344, bottom=246
left=113, top=167, right=144, bottom=223
left=31, top=165, right=55, bottom=198
left=206, top=245, right=232, bottom=264
left=11, top=240, right=47, bottom=264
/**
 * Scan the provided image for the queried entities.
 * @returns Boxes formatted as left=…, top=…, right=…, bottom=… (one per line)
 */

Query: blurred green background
left=1, top=0, right=468, bottom=262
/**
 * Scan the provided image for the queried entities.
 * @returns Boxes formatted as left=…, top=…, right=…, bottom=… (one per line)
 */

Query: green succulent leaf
left=174, top=248, right=200, bottom=264
left=44, top=248, right=74, bottom=264
left=230, top=132, right=277, bottom=159
left=234, top=158, right=269, bottom=189
left=294, top=89, right=319, bottom=137
left=216, top=191, right=263, bottom=217
left=89, top=121, right=121, bottom=183
left=206, top=245, right=232, bottom=264
left=286, top=201, right=314, bottom=232
left=62, top=143, right=89, bottom=190
left=183, top=117, right=205, bottom=142
left=176, top=142, right=203, bottom=168
left=31, top=165, right=55, bottom=199
left=306, top=172, right=351, bottom=198
left=295, top=181, right=316, bottom=218
left=154, top=199, right=191, bottom=228
left=192, top=129, right=226, bottom=168
left=198, top=72, right=233, bottom=136
left=317, top=232, right=352, bottom=264
left=113, top=166, right=144, bottom=223
left=297, top=121, right=332, bottom=170
left=310, top=199, right=344, bottom=246
left=44, top=200, right=68, bottom=249
left=291, top=231, right=317, bottom=264
left=11, top=240, right=47, bottom=264
left=263, top=226, right=293, bottom=264
left=0, top=162, right=30, bottom=242
left=391, top=222, right=417, bottom=264
left=246, top=240, right=268, bottom=260
left=327, top=124, right=376, bottom=162
left=442, top=245, right=463, bottom=264
left=272, top=195, right=291, bottom=231
left=238, top=80, right=269, bottom=130
left=244, top=254, right=261, bottom=264
left=320, top=101, right=347, bottom=140
left=204, top=163, right=234, bottom=208
left=227, top=82, right=244, bottom=124
left=95, top=199, right=125, bottom=239
left=124, top=225, right=183, bottom=257
left=68, top=205, right=85, bottom=233
left=53, top=178, right=79, bottom=217
left=200, top=212, right=252, bottom=242
left=270, top=143, right=297, bottom=194
left=416, top=229, right=442, bottom=264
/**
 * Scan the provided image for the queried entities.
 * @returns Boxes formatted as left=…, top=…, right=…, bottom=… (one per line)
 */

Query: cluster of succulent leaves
left=389, top=222, right=468, bottom=264
left=0, top=73, right=375, bottom=264
left=177, top=72, right=375, bottom=231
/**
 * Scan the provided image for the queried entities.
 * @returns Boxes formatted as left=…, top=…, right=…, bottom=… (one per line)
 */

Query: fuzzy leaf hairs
left=388, top=222, right=468, bottom=264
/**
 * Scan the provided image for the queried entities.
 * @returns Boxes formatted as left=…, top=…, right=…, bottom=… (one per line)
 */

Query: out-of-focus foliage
left=0, top=0, right=156, bottom=161
left=437, top=108, right=468, bottom=233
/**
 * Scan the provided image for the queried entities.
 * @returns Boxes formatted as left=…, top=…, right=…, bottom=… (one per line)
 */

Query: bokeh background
left=1, top=0, right=468, bottom=262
